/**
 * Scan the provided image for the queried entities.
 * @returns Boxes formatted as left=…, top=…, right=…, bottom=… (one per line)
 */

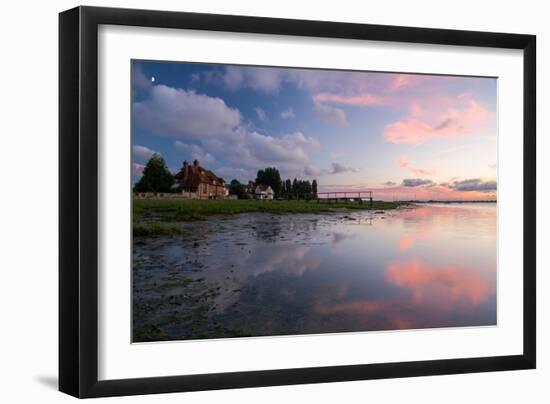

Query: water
left=132, top=203, right=497, bottom=342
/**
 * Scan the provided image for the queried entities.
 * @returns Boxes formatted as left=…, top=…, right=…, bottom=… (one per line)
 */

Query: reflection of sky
left=134, top=204, right=496, bottom=339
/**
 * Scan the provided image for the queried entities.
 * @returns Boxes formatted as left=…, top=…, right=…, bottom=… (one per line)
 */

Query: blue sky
left=132, top=60, right=497, bottom=200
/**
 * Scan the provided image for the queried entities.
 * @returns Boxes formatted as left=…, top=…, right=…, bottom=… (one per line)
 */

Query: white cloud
left=314, top=102, right=348, bottom=127
left=280, top=108, right=296, bottom=120
left=448, top=178, right=497, bottom=192
left=222, top=67, right=244, bottom=90
left=303, top=162, right=360, bottom=177
left=218, top=66, right=390, bottom=95
left=402, top=178, right=435, bottom=187
left=330, top=151, right=347, bottom=159
left=132, top=65, right=152, bottom=91
left=247, top=131, right=318, bottom=163
left=202, top=131, right=320, bottom=178
left=174, top=141, right=215, bottom=165
left=330, top=162, right=359, bottom=174
left=215, top=166, right=256, bottom=183
left=134, top=85, right=241, bottom=140
left=304, top=165, right=325, bottom=176
left=224, top=66, right=283, bottom=93
left=132, top=145, right=159, bottom=162
left=134, top=84, right=321, bottom=178
left=255, top=107, right=267, bottom=121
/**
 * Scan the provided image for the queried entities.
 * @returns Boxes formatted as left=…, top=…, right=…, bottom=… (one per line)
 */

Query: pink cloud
left=390, top=74, right=420, bottom=90
left=311, top=75, right=442, bottom=107
left=133, top=163, right=145, bottom=178
left=311, top=73, right=431, bottom=106
left=385, top=259, right=494, bottom=305
left=397, top=155, right=435, bottom=176
left=313, top=258, right=494, bottom=328
left=384, top=97, right=494, bottom=145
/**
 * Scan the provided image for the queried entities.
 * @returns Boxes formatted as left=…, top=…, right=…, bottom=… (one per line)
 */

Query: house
left=174, top=160, right=227, bottom=199
left=254, top=185, right=274, bottom=200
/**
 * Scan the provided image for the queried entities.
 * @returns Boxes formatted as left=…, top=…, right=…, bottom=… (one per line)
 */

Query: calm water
left=132, top=204, right=497, bottom=342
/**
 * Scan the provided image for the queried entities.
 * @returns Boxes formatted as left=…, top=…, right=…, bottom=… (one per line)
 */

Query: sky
left=132, top=60, right=497, bottom=201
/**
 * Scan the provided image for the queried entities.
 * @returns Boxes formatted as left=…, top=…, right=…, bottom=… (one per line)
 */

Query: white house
left=254, top=185, right=274, bottom=200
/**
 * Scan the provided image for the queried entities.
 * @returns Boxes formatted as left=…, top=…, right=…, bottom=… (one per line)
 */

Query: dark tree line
left=282, top=178, right=318, bottom=199
left=134, top=157, right=320, bottom=200
left=229, top=168, right=318, bottom=199
left=255, top=167, right=318, bottom=199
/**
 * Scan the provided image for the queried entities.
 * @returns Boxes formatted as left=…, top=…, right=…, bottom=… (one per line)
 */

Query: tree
left=134, top=154, right=174, bottom=192
left=285, top=179, right=292, bottom=197
left=303, top=180, right=312, bottom=198
left=279, top=178, right=317, bottom=199
left=255, top=167, right=282, bottom=196
left=229, top=179, right=249, bottom=199
left=255, top=169, right=264, bottom=185
left=292, top=178, right=298, bottom=198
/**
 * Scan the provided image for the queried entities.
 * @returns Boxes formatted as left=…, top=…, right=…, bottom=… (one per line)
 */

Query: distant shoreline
left=413, top=200, right=497, bottom=204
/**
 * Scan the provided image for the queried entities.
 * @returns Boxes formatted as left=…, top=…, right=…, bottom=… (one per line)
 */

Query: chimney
left=183, top=160, right=188, bottom=169
left=193, top=159, right=199, bottom=167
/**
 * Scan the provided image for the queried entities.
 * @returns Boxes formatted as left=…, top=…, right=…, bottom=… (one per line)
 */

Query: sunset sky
left=132, top=60, right=497, bottom=201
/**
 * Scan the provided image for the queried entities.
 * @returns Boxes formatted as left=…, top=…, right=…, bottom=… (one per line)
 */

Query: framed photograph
left=59, top=6, right=536, bottom=398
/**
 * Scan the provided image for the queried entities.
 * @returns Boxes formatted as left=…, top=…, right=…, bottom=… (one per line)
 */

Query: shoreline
left=133, top=199, right=408, bottom=236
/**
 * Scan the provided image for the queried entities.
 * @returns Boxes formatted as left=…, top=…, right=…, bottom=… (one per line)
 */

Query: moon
left=151, top=76, right=155, bottom=82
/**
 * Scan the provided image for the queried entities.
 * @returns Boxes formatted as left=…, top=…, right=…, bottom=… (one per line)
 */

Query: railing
left=279, top=191, right=374, bottom=207
left=317, top=191, right=373, bottom=206
left=317, top=191, right=372, bottom=200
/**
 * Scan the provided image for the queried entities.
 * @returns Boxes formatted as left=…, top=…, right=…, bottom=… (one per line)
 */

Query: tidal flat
left=132, top=203, right=497, bottom=342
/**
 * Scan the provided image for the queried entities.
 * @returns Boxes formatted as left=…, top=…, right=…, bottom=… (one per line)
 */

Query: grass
left=133, top=221, right=181, bottom=237
left=133, top=199, right=403, bottom=225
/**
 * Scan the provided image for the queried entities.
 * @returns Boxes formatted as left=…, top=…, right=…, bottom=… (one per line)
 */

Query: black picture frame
left=59, top=5, right=536, bottom=398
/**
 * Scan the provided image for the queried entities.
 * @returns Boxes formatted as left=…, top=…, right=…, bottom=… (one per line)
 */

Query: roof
left=255, top=185, right=273, bottom=193
left=174, top=160, right=225, bottom=189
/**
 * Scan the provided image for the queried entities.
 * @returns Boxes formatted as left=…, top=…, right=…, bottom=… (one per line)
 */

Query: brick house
left=174, top=160, right=227, bottom=199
